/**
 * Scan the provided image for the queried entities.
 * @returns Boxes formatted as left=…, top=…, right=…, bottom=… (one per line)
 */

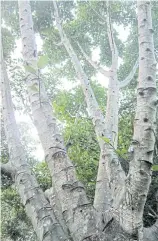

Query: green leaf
left=37, top=55, right=48, bottom=69
left=24, top=65, right=36, bottom=74
left=115, top=149, right=121, bottom=155
left=152, top=165, right=158, bottom=171
left=100, top=136, right=110, bottom=144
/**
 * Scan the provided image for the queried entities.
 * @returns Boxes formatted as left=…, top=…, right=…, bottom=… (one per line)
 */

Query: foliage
left=144, top=172, right=158, bottom=227
left=37, top=55, right=49, bottom=69
left=64, top=118, right=99, bottom=200
left=2, top=27, right=16, bottom=59
left=1, top=161, right=52, bottom=241
left=1, top=123, right=51, bottom=240
left=53, top=80, right=107, bottom=121
left=1, top=188, right=36, bottom=241
left=52, top=81, right=107, bottom=200
left=53, top=80, right=158, bottom=224
left=32, top=162, right=52, bottom=191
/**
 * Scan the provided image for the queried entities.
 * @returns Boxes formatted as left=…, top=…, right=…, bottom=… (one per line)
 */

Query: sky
left=12, top=25, right=129, bottom=161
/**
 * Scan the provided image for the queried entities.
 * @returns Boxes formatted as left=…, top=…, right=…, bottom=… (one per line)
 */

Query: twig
left=119, top=58, right=139, bottom=88
left=77, top=41, right=110, bottom=78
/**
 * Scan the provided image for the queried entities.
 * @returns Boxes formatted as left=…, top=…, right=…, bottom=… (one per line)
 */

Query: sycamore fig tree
left=1, top=0, right=158, bottom=241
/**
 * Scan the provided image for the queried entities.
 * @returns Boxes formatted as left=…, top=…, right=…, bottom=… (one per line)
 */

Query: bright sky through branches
left=12, top=24, right=129, bottom=161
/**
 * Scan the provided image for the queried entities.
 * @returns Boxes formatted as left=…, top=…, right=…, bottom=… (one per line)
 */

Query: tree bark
left=5, top=1, right=157, bottom=240
left=53, top=2, right=125, bottom=225
left=75, top=2, right=139, bottom=223
left=1, top=57, right=68, bottom=241
left=18, top=1, right=100, bottom=240
left=117, top=1, right=157, bottom=237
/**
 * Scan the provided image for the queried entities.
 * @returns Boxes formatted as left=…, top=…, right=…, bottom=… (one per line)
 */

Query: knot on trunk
left=62, top=181, right=85, bottom=191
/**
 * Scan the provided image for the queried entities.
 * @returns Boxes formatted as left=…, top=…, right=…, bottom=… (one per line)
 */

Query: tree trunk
left=116, top=1, right=157, bottom=238
left=18, top=1, right=100, bottom=240
left=1, top=56, right=68, bottom=241
left=53, top=2, right=125, bottom=225
left=3, top=0, right=157, bottom=240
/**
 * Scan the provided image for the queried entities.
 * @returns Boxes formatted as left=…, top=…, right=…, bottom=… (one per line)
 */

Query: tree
left=1, top=50, right=68, bottom=240
left=1, top=0, right=158, bottom=241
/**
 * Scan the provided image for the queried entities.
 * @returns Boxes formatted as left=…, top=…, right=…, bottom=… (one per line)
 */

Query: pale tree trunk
left=6, top=0, right=157, bottom=240
left=116, top=1, right=158, bottom=239
left=53, top=1, right=158, bottom=240
left=18, top=1, right=101, bottom=240
left=93, top=1, right=121, bottom=222
left=52, top=2, right=139, bottom=224
left=76, top=3, right=138, bottom=220
left=104, top=0, right=119, bottom=149
left=53, top=1, right=125, bottom=226
left=1, top=56, right=68, bottom=241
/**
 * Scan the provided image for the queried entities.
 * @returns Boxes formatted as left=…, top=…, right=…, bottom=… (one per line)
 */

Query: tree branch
left=119, top=58, right=139, bottom=88
left=148, top=205, right=158, bottom=218
left=106, top=0, right=118, bottom=70
left=77, top=41, right=110, bottom=78
left=53, top=40, right=63, bottom=46
left=53, top=0, right=115, bottom=225
left=88, top=3, right=106, bottom=23
left=53, top=1, right=126, bottom=229
left=53, top=1, right=106, bottom=133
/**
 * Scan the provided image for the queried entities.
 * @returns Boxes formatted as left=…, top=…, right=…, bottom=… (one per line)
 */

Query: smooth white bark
left=117, top=1, right=157, bottom=236
left=1, top=58, right=68, bottom=241
left=53, top=1, right=126, bottom=227
left=18, top=1, right=100, bottom=240
left=16, top=1, right=157, bottom=240
left=94, top=1, right=125, bottom=219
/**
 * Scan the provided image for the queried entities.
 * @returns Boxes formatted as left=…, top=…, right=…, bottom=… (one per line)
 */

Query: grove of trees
left=1, top=1, right=158, bottom=241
